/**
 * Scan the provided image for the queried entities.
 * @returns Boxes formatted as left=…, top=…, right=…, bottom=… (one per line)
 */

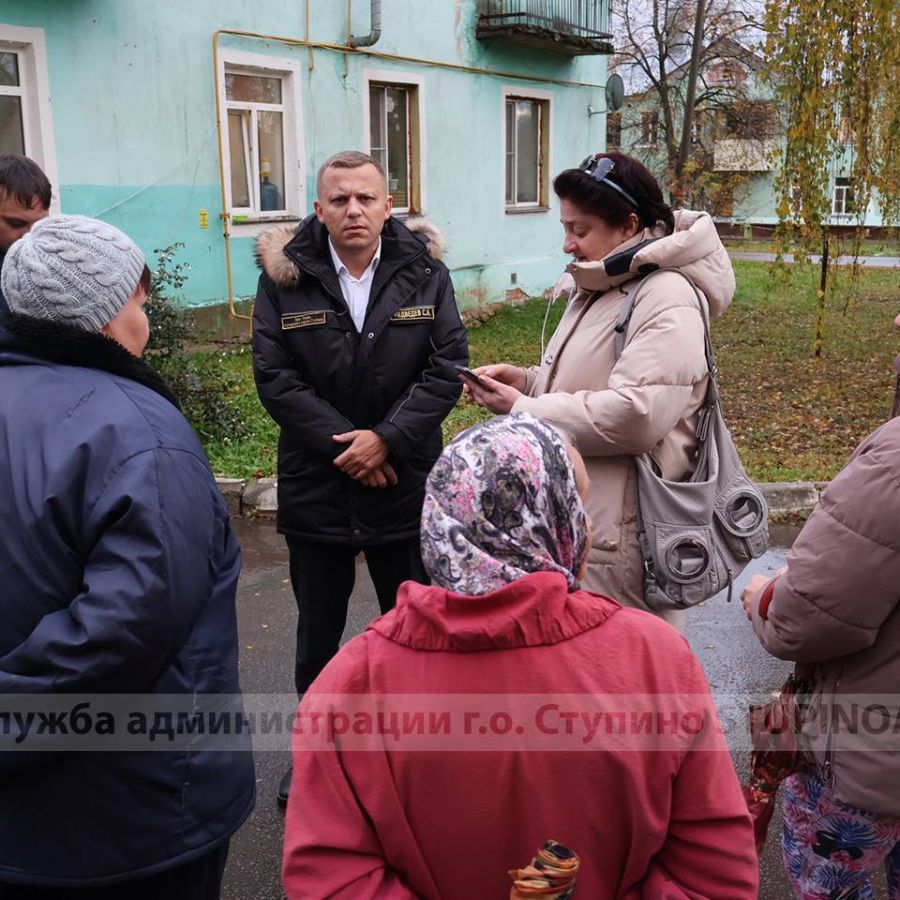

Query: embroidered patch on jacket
left=390, top=306, right=435, bottom=323
left=281, top=311, right=328, bottom=330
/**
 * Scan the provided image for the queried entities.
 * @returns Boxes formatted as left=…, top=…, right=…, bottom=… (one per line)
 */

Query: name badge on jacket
left=281, top=311, right=329, bottom=330
left=390, top=306, right=435, bottom=323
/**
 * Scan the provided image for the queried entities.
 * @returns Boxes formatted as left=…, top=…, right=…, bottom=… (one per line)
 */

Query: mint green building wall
left=0, top=0, right=612, bottom=307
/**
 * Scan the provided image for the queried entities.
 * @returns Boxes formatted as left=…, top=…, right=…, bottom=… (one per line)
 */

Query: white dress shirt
left=328, top=238, right=381, bottom=333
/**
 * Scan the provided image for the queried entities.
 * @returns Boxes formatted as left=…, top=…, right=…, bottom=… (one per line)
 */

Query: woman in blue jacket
left=0, top=216, right=254, bottom=898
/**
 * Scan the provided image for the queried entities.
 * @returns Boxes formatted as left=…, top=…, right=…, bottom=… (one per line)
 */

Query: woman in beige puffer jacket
left=464, top=153, right=735, bottom=626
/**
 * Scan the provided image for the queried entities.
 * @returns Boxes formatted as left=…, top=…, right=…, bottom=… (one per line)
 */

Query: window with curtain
left=369, top=82, right=419, bottom=213
left=505, top=96, right=548, bottom=210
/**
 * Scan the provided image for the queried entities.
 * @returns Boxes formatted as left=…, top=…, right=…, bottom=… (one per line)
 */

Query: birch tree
left=764, top=0, right=899, bottom=355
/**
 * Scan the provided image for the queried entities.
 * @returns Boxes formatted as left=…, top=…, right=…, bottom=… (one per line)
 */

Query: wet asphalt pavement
left=220, top=519, right=887, bottom=900
left=729, top=251, right=900, bottom=268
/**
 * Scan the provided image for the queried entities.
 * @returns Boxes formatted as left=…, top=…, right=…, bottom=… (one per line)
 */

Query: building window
left=0, top=51, right=25, bottom=155
left=708, top=61, right=748, bottom=86
left=606, top=112, right=622, bottom=149
left=690, top=116, right=703, bottom=145
left=838, top=114, right=855, bottom=143
left=0, top=25, right=57, bottom=207
left=832, top=177, right=854, bottom=216
left=226, top=72, right=287, bottom=213
left=640, top=111, right=659, bottom=146
left=218, top=51, right=303, bottom=221
left=724, top=101, right=777, bottom=140
left=505, top=95, right=549, bottom=210
left=369, top=82, right=420, bottom=213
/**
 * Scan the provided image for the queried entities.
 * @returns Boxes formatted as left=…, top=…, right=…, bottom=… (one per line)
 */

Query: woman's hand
left=459, top=364, right=527, bottom=415
left=740, top=574, right=771, bottom=621
left=464, top=371, right=523, bottom=415
left=474, top=364, right=527, bottom=391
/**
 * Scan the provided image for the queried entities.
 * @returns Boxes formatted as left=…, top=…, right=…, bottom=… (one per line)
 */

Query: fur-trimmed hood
left=255, top=223, right=301, bottom=288
left=404, top=217, right=446, bottom=260
left=255, top=215, right=446, bottom=288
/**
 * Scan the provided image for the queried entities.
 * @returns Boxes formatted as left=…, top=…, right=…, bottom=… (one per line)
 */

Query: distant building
left=608, top=38, right=890, bottom=235
left=0, top=0, right=614, bottom=310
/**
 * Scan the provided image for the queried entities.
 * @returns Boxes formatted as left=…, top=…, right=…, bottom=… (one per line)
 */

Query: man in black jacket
left=0, top=154, right=51, bottom=313
left=253, top=151, right=468, bottom=805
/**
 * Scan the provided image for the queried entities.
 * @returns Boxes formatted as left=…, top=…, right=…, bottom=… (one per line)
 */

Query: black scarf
left=0, top=313, right=181, bottom=410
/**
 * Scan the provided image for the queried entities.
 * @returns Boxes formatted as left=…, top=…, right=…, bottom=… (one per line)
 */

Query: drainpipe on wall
left=349, top=0, right=382, bottom=48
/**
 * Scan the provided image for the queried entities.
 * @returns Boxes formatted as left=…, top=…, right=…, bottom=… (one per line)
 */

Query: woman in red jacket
left=283, top=414, right=757, bottom=899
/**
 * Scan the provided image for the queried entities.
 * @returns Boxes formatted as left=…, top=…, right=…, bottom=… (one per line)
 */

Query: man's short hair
left=316, top=151, right=386, bottom=195
left=0, top=155, right=51, bottom=210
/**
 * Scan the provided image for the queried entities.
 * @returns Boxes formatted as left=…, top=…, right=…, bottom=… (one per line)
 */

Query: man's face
left=0, top=192, right=48, bottom=252
left=314, top=164, right=392, bottom=259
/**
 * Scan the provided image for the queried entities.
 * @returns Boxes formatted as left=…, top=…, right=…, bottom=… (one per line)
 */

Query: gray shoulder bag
left=614, top=267, right=769, bottom=610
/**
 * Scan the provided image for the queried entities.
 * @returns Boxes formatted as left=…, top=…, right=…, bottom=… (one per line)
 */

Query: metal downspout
left=350, top=0, right=382, bottom=48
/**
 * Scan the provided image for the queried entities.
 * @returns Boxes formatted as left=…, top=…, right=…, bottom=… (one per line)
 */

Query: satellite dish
left=588, top=73, right=626, bottom=116
left=605, top=73, right=625, bottom=112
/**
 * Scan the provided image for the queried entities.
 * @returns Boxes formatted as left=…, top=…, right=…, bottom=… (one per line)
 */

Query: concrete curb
left=216, top=477, right=829, bottom=520
left=757, top=481, right=828, bottom=518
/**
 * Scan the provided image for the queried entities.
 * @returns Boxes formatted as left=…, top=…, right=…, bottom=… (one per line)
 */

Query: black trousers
left=0, top=841, right=229, bottom=900
left=286, top=536, right=427, bottom=695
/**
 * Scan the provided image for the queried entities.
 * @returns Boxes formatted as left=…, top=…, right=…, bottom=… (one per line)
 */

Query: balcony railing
left=477, top=1, right=614, bottom=56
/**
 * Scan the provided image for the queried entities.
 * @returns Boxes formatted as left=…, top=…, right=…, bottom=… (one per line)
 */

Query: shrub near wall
left=145, top=244, right=249, bottom=446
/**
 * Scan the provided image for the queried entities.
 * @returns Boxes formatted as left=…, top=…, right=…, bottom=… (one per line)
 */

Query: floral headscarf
left=421, top=413, right=588, bottom=594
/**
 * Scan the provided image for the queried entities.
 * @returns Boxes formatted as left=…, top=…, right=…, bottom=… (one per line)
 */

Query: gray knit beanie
left=1, top=215, right=146, bottom=331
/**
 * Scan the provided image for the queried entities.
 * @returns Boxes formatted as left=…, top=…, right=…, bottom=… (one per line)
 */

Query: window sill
left=228, top=214, right=303, bottom=239
left=230, top=213, right=302, bottom=225
left=505, top=205, right=551, bottom=215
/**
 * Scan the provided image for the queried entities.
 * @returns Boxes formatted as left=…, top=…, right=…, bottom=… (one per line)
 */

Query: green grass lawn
left=200, top=260, right=900, bottom=483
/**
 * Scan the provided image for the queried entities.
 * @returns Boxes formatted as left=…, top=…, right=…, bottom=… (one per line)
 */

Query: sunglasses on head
left=579, top=155, right=640, bottom=209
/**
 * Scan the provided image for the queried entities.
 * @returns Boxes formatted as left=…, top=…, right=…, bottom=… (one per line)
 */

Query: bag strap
left=613, top=266, right=720, bottom=441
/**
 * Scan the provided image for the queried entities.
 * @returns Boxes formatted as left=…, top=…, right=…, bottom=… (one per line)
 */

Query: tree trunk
left=673, top=0, right=708, bottom=202
left=814, top=235, right=829, bottom=358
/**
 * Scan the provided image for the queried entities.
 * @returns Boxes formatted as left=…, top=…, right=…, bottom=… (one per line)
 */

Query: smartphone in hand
left=455, top=365, right=485, bottom=386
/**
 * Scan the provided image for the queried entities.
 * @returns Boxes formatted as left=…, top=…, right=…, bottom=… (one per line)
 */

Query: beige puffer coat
left=512, top=210, right=735, bottom=619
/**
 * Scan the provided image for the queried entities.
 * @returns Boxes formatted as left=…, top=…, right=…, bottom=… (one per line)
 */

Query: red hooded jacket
left=283, top=572, right=757, bottom=899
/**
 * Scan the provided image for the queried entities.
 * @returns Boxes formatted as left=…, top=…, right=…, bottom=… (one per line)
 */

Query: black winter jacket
left=0, top=315, right=254, bottom=886
left=253, top=215, right=468, bottom=545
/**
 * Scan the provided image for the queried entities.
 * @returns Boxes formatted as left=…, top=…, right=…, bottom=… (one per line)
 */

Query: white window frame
left=832, top=177, right=853, bottom=216
left=362, top=68, right=425, bottom=216
left=217, top=49, right=304, bottom=229
left=501, top=86, right=552, bottom=215
left=0, top=24, right=58, bottom=213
